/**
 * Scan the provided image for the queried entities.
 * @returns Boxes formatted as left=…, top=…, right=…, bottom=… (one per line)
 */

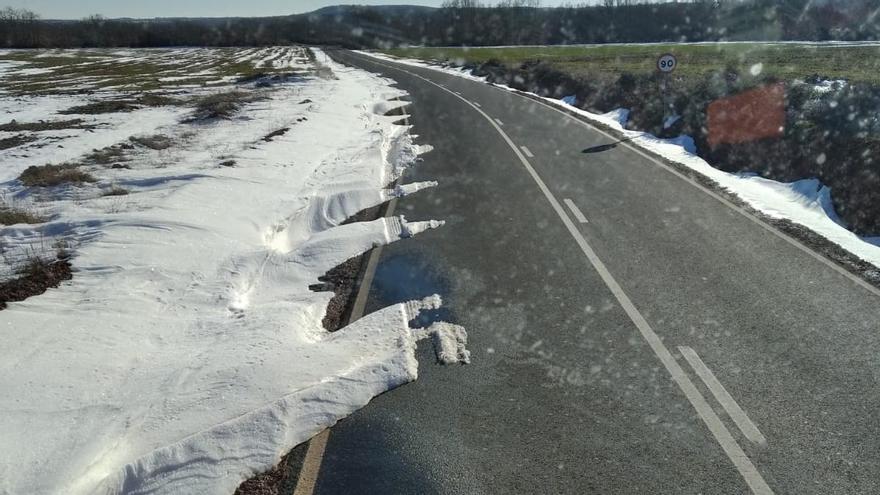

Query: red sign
left=706, top=83, right=785, bottom=147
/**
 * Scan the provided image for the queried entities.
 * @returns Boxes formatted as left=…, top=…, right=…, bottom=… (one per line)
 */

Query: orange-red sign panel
left=707, top=83, right=785, bottom=147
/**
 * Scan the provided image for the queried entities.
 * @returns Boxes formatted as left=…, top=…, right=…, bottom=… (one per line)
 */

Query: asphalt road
left=306, top=50, right=880, bottom=494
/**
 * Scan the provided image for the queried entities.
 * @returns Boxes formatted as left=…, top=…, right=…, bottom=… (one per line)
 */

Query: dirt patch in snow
left=0, top=134, right=37, bottom=150
left=0, top=118, right=93, bottom=132
left=313, top=201, right=389, bottom=332
left=234, top=442, right=309, bottom=495
left=129, top=134, right=174, bottom=150
left=85, top=144, right=131, bottom=165
left=59, top=100, right=139, bottom=115
left=187, top=91, right=266, bottom=122
left=0, top=254, right=72, bottom=310
left=262, top=128, right=290, bottom=142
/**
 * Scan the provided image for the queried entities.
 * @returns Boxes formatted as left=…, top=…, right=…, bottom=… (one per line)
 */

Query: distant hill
left=307, top=5, right=437, bottom=17
left=2, top=1, right=878, bottom=49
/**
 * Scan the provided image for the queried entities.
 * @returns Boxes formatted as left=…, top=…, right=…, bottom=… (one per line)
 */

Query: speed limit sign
left=657, top=53, right=677, bottom=73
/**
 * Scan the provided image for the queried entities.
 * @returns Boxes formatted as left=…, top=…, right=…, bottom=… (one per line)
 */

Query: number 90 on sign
left=657, top=54, right=677, bottom=73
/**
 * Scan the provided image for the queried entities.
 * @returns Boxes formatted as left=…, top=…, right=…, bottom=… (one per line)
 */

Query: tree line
left=1, top=0, right=878, bottom=49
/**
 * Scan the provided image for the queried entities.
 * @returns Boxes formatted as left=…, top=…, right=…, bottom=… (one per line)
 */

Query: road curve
left=302, top=49, right=880, bottom=495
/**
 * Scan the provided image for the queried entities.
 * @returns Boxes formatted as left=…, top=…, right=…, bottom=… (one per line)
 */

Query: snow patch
left=663, top=114, right=681, bottom=129
left=600, top=108, right=629, bottom=127
left=428, top=322, right=471, bottom=365
left=812, top=78, right=848, bottom=93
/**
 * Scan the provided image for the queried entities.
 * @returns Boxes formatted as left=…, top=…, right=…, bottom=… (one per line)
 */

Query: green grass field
left=384, top=43, right=880, bottom=84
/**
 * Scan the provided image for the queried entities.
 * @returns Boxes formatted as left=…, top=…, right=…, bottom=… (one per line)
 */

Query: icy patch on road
left=0, top=47, right=466, bottom=495
left=357, top=51, right=880, bottom=270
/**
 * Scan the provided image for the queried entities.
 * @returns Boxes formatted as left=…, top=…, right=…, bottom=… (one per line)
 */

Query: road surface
left=299, top=50, right=880, bottom=495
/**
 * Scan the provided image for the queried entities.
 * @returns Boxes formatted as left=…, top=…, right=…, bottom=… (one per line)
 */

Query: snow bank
left=0, top=48, right=465, bottom=494
left=357, top=51, right=880, bottom=270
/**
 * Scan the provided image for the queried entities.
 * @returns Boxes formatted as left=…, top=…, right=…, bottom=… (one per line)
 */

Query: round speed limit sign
left=657, top=53, right=677, bottom=73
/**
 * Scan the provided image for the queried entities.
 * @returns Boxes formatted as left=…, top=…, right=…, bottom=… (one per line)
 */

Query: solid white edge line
left=350, top=52, right=774, bottom=495
left=679, top=346, right=768, bottom=447
left=292, top=429, right=329, bottom=495
left=563, top=198, right=589, bottom=224
left=520, top=145, right=534, bottom=158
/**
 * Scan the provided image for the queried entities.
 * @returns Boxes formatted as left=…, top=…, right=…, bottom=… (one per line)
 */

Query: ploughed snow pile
left=0, top=48, right=465, bottom=494
left=359, top=51, right=880, bottom=270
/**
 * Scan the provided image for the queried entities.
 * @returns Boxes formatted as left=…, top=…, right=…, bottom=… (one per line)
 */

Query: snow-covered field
left=0, top=47, right=466, bottom=494
left=359, top=51, right=880, bottom=271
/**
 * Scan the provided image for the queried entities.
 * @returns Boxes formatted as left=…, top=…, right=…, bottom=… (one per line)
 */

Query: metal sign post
left=657, top=53, right=678, bottom=131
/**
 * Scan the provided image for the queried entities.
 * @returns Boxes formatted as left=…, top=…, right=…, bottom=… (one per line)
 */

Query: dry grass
left=189, top=91, right=262, bottom=121
left=19, top=163, right=97, bottom=187
left=0, top=134, right=37, bottom=151
left=0, top=119, right=90, bottom=132
left=134, top=94, right=181, bottom=107
left=0, top=252, right=72, bottom=310
left=85, top=145, right=129, bottom=165
left=129, top=134, right=174, bottom=150
left=59, top=100, right=138, bottom=115
left=101, top=186, right=129, bottom=197
left=262, top=128, right=289, bottom=142
left=0, top=204, right=46, bottom=225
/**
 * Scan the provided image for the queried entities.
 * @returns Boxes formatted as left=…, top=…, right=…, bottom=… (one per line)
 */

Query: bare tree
left=0, top=7, right=41, bottom=47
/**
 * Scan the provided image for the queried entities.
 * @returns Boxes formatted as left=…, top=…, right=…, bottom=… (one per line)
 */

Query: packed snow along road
left=0, top=47, right=464, bottom=494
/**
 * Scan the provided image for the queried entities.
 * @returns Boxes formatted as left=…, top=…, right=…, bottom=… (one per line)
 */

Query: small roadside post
left=657, top=53, right=677, bottom=131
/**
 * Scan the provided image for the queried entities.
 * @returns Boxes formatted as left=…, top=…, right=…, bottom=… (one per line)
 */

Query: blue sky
left=13, top=1, right=448, bottom=19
